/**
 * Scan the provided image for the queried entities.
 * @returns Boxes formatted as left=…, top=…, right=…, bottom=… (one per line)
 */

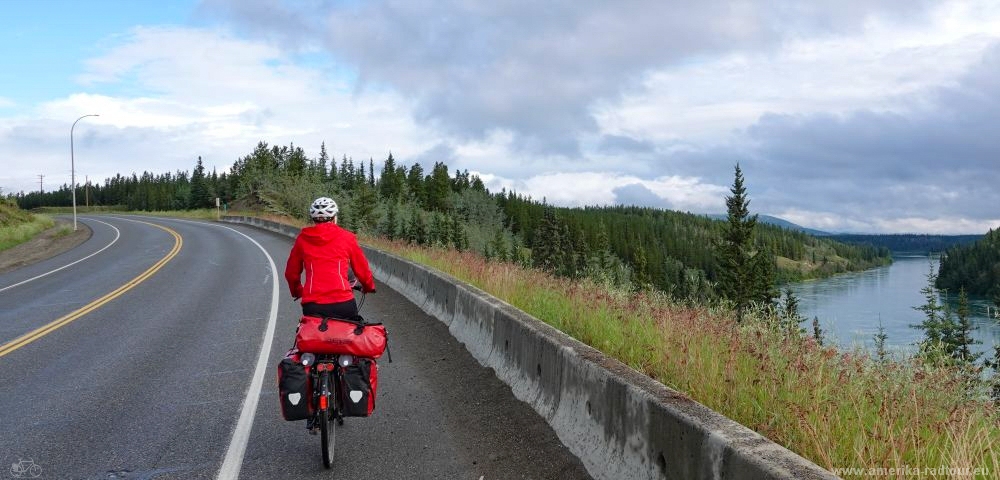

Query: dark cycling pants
left=302, top=299, right=358, bottom=319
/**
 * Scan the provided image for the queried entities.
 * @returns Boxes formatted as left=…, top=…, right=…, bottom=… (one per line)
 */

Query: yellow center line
left=0, top=220, right=183, bottom=358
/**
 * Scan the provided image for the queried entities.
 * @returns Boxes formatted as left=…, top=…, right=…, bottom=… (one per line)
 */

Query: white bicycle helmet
left=309, top=197, right=338, bottom=222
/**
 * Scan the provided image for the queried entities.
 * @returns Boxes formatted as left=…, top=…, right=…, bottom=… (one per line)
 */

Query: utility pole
left=85, top=175, right=90, bottom=208
left=38, top=174, right=44, bottom=193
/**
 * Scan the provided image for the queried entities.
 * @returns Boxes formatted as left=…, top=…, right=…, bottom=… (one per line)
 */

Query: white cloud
left=775, top=207, right=1000, bottom=234
left=871, top=216, right=1000, bottom=235
left=1, top=26, right=437, bottom=195
left=477, top=171, right=727, bottom=213
left=0, top=97, right=15, bottom=109
left=597, top=1, right=1000, bottom=143
left=79, top=26, right=321, bottom=103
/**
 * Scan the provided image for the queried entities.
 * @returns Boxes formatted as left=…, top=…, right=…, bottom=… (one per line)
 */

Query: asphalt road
left=0, top=215, right=589, bottom=480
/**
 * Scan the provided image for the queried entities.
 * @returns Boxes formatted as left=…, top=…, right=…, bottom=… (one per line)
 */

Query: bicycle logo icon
left=9, top=458, right=42, bottom=478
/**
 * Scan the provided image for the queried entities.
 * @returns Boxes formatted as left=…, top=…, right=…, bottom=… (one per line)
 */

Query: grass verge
left=0, top=215, right=55, bottom=251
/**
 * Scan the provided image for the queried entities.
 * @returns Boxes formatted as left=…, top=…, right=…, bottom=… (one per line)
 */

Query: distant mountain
left=705, top=214, right=830, bottom=237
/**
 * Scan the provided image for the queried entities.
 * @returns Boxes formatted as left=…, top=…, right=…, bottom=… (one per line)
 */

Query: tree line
left=830, top=233, right=982, bottom=254
left=14, top=156, right=226, bottom=212
left=11, top=140, right=890, bottom=301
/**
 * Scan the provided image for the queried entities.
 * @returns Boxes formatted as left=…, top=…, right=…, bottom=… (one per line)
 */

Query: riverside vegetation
left=11, top=142, right=998, bottom=477
left=937, top=227, right=1000, bottom=302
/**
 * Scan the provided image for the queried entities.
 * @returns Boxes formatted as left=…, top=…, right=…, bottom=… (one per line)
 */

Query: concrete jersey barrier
left=223, top=216, right=839, bottom=480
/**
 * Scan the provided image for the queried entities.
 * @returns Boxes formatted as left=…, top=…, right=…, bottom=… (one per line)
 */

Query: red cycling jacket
left=284, top=222, right=376, bottom=304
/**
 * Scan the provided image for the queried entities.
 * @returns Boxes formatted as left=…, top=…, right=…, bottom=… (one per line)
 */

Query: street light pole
left=71, top=114, right=99, bottom=231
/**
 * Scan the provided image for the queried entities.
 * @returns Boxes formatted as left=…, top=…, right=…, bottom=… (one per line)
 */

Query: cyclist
left=284, top=197, right=376, bottom=319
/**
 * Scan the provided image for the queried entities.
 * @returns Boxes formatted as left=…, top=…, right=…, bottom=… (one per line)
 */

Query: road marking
left=0, top=218, right=121, bottom=293
left=0, top=220, right=182, bottom=358
left=213, top=223, right=280, bottom=480
left=92, top=215, right=281, bottom=479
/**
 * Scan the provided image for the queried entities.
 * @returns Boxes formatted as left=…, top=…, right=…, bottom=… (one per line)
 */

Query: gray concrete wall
left=224, top=216, right=839, bottom=480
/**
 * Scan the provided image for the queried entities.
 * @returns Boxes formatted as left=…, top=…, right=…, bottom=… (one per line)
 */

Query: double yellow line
left=0, top=220, right=183, bottom=358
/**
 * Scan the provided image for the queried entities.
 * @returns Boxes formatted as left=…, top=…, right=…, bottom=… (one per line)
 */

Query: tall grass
left=0, top=215, right=55, bottom=251
left=364, top=236, right=999, bottom=479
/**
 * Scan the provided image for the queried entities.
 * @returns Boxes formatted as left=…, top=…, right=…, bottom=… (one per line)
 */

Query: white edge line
left=212, top=223, right=280, bottom=480
left=0, top=218, right=121, bottom=294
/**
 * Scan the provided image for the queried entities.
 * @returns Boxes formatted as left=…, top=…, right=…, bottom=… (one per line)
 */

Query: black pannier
left=339, top=358, right=377, bottom=417
left=277, top=353, right=312, bottom=421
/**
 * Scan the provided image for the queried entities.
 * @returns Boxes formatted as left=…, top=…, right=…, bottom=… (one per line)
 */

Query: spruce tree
left=379, top=153, right=403, bottom=201
left=317, top=142, right=329, bottom=179
left=780, top=288, right=803, bottom=334
left=406, top=163, right=425, bottom=206
left=715, top=164, right=773, bottom=321
left=438, top=213, right=453, bottom=247
left=189, top=156, right=211, bottom=209
left=874, top=320, right=888, bottom=362
left=428, top=213, right=443, bottom=246
left=952, top=288, right=981, bottom=365
left=632, top=245, right=650, bottom=288
left=286, top=144, right=308, bottom=176
left=381, top=201, right=399, bottom=240
left=426, top=162, right=452, bottom=212
left=812, top=316, right=824, bottom=346
left=913, top=266, right=945, bottom=359
left=408, top=211, right=428, bottom=245
left=488, top=228, right=508, bottom=262
left=751, top=248, right=778, bottom=306
left=450, top=215, right=468, bottom=252
left=532, top=208, right=564, bottom=272
left=339, top=156, right=354, bottom=191
left=350, top=183, right=378, bottom=234
left=593, top=222, right=613, bottom=269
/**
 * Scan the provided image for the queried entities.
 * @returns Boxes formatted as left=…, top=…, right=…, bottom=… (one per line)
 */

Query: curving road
left=0, top=215, right=589, bottom=480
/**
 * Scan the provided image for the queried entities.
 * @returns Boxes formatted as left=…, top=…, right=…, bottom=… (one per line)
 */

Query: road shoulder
left=0, top=219, right=92, bottom=274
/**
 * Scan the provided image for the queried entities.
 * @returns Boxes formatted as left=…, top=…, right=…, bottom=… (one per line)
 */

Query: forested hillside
left=12, top=141, right=890, bottom=298
left=936, top=228, right=1000, bottom=297
left=830, top=234, right=982, bottom=254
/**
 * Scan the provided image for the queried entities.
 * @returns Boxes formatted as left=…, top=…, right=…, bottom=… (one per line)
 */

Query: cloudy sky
left=2, top=0, right=999, bottom=234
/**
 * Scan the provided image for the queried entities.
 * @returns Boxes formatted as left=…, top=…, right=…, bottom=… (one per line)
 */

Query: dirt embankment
left=0, top=219, right=92, bottom=274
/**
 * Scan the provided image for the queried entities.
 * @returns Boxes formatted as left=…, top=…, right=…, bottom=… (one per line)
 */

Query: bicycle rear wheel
left=320, top=373, right=335, bottom=468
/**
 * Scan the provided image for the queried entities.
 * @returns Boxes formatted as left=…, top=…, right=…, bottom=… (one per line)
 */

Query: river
left=786, top=254, right=1000, bottom=359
